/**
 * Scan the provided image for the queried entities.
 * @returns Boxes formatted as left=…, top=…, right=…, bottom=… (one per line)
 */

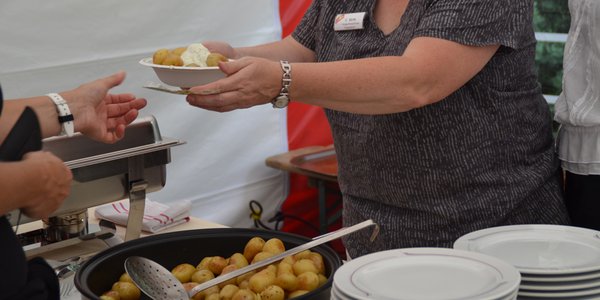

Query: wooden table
left=265, top=145, right=342, bottom=234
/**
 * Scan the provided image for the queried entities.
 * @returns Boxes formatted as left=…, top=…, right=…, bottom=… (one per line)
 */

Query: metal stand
left=124, top=155, right=148, bottom=241
left=314, top=179, right=342, bottom=234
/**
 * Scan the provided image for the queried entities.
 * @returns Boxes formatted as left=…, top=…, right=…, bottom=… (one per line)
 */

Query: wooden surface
left=265, top=145, right=338, bottom=182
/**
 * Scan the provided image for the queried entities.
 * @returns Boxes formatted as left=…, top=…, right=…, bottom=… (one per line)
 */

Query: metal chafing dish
left=9, top=115, right=184, bottom=256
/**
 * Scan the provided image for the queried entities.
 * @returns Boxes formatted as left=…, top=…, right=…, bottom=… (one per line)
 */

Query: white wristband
left=46, top=93, right=75, bottom=137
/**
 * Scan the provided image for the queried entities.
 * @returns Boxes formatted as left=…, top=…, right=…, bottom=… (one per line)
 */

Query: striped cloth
left=95, top=198, right=191, bottom=233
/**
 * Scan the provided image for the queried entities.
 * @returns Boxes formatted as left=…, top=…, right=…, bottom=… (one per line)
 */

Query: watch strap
left=272, top=60, right=291, bottom=108
left=46, top=93, right=75, bottom=137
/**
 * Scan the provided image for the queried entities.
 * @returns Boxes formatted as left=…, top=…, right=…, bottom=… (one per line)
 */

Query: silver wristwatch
left=272, top=60, right=291, bottom=108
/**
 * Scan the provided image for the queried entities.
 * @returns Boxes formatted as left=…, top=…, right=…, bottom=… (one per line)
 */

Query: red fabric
left=279, top=0, right=313, bottom=38
left=286, top=102, right=333, bottom=150
left=278, top=1, right=344, bottom=256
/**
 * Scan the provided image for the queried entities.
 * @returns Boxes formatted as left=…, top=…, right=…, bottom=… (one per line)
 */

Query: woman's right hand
left=20, top=151, right=72, bottom=219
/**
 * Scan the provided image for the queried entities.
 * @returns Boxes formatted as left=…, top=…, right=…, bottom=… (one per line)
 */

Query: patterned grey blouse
left=293, top=0, right=569, bottom=258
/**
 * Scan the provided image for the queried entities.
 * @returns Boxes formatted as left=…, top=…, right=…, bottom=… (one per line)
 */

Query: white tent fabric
left=0, top=0, right=289, bottom=228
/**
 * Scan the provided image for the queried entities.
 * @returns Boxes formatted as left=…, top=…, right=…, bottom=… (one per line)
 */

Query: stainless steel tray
left=7, top=115, right=184, bottom=226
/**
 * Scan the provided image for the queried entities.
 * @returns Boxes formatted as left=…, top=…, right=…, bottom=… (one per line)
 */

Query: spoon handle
left=189, top=219, right=378, bottom=296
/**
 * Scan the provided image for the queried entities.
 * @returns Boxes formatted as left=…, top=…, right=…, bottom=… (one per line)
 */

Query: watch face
left=273, top=95, right=289, bottom=108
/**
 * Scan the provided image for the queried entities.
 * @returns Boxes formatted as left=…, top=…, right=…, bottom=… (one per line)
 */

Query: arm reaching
left=186, top=37, right=498, bottom=114
left=0, top=71, right=147, bottom=143
left=0, top=71, right=147, bottom=217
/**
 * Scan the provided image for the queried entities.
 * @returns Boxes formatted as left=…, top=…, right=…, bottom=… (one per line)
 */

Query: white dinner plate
left=333, top=248, right=520, bottom=300
left=454, top=225, right=600, bottom=275
left=331, top=284, right=354, bottom=300
left=518, top=293, right=600, bottom=300
left=521, top=270, right=600, bottom=283
left=520, top=276, right=600, bottom=291
left=518, top=285, right=600, bottom=298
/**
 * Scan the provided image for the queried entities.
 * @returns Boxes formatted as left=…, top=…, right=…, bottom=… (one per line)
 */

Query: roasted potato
left=206, top=53, right=228, bottom=67
left=296, top=272, right=320, bottom=292
left=207, top=256, right=229, bottom=275
left=172, top=263, right=196, bottom=283
left=100, top=290, right=120, bottom=300
left=232, top=289, right=259, bottom=300
left=219, top=264, right=239, bottom=288
left=162, top=52, right=183, bottom=66
left=248, top=266, right=276, bottom=293
left=262, top=238, right=285, bottom=255
left=292, top=259, right=319, bottom=275
left=219, top=284, right=240, bottom=300
left=191, top=269, right=215, bottom=284
left=118, top=272, right=134, bottom=284
left=259, top=284, right=285, bottom=300
left=243, top=237, right=265, bottom=262
left=229, top=252, right=249, bottom=269
left=111, top=281, right=140, bottom=300
left=183, top=282, right=203, bottom=300
left=152, top=48, right=169, bottom=64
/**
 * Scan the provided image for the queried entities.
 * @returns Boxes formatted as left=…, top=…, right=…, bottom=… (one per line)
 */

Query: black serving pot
left=75, top=228, right=341, bottom=300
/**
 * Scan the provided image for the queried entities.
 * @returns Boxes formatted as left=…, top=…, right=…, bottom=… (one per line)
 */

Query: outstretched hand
left=64, top=72, right=147, bottom=143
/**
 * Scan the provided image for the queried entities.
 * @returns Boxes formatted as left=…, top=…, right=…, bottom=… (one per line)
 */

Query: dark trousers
left=564, top=171, right=600, bottom=231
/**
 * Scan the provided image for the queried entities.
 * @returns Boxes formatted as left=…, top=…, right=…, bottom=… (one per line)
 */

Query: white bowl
left=139, top=57, right=225, bottom=88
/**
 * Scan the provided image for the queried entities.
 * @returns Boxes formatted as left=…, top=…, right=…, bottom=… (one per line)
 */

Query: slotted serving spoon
left=125, top=219, right=379, bottom=300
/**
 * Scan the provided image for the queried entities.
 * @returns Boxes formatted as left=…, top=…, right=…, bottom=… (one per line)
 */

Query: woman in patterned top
left=187, top=0, right=570, bottom=258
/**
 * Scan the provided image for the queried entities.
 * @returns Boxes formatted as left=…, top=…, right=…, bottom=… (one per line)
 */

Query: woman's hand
left=63, top=72, right=147, bottom=143
left=19, top=151, right=72, bottom=219
left=186, top=57, right=282, bottom=112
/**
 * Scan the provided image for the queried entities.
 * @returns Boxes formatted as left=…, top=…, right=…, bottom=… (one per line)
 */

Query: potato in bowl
left=139, top=57, right=226, bottom=89
left=74, top=228, right=341, bottom=300
left=141, top=43, right=229, bottom=88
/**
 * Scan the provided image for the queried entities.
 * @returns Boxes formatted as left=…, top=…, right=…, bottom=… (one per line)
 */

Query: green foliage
left=535, top=42, right=565, bottom=96
left=532, top=0, right=570, bottom=135
left=533, top=0, right=570, bottom=33
left=533, top=0, right=570, bottom=97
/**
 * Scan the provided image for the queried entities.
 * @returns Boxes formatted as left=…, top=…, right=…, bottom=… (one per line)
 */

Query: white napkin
left=94, top=198, right=192, bottom=233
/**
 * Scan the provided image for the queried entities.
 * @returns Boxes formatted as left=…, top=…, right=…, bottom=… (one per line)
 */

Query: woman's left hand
left=186, top=57, right=282, bottom=112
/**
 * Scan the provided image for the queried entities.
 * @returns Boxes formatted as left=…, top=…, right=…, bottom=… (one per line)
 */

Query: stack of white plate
left=330, top=247, right=521, bottom=300
left=454, top=225, right=600, bottom=299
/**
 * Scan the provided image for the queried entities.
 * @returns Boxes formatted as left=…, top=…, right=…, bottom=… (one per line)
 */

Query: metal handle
left=189, top=219, right=378, bottom=296
left=124, top=155, right=147, bottom=241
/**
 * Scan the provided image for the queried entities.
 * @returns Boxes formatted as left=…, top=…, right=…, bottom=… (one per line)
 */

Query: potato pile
left=152, top=45, right=227, bottom=67
left=99, top=237, right=328, bottom=300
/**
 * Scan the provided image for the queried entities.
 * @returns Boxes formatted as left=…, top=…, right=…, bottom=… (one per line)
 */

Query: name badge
left=334, top=12, right=366, bottom=31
